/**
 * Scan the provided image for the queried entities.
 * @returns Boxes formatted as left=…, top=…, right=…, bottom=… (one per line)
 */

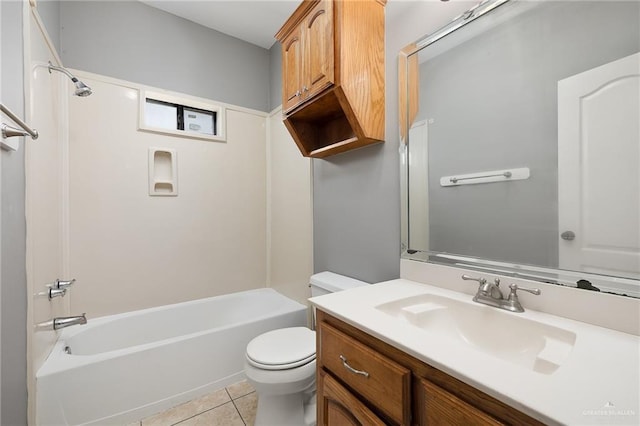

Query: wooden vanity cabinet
left=276, top=0, right=386, bottom=158
left=419, top=379, right=504, bottom=426
left=318, top=370, right=386, bottom=425
left=319, top=320, right=411, bottom=424
left=316, top=310, right=544, bottom=426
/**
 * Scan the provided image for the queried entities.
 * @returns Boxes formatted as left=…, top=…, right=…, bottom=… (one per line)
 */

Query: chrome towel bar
left=450, top=171, right=512, bottom=184
left=440, top=167, right=530, bottom=187
left=1, top=103, right=38, bottom=140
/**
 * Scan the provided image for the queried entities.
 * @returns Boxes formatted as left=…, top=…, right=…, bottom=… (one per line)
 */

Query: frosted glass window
left=145, top=99, right=177, bottom=130
left=184, top=107, right=215, bottom=135
left=140, top=92, right=225, bottom=141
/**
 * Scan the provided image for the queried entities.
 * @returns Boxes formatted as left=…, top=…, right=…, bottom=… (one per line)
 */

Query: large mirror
left=400, top=0, right=640, bottom=298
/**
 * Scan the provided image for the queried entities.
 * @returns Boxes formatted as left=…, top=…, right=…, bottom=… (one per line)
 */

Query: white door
left=558, top=52, right=640, bottom=281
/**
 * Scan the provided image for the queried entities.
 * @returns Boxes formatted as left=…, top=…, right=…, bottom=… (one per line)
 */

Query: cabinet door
left=319, top=321, right=411, bottom=424
left=421, top=379, right=504, bottom=426
left=318, top=370, right=386, bottom=426
left=282, top=26, right=304, bottom=113
left=303, top=0, right=334, bottom=100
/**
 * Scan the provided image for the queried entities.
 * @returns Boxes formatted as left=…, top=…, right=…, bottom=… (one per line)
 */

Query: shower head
left=73, top=80, right=92, bottom=97
left=48, top=62, right=92, bottom=97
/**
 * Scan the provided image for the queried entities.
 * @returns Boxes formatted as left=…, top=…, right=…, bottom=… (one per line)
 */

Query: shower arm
left=48, top=62, right=78, bottom=82
left=47, top=61, right=92, bottom=97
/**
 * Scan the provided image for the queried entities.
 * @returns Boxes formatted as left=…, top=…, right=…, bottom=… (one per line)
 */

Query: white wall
left=25, top=5, right=73, bottom=423
left=17, top=1, right=316, bottom=423
left=26, top=68, right=313, bottom=423
left=0, top=2, right=3, bottom=421
left=67, top=72, right=268, bottom=318
left=1, top=1, right=28, bottom=424
left=267, top=107, right=313, bottom=306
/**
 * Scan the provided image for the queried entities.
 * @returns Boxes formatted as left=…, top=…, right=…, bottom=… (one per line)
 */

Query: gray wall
left=419, top=1, right=639, bottom=267
left=1, top=1, right=28, bottom=424
left=59, top=1, right=271, bottom=112
left=35, top=0, right=60, bottom=53
left=311, top=1, right=472, bottom=284
left=269, top=41, right=282, bottom=112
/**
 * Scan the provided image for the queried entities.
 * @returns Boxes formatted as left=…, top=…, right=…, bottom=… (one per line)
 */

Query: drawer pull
left=340, top=355, right=369, bottom=378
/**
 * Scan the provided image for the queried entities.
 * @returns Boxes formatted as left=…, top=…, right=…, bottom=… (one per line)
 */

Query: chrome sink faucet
left=462, top=275, right=540, bottom=313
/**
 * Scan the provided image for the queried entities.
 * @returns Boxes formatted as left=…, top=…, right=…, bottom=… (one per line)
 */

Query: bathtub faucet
left=53, top=313, right=87, bottom=330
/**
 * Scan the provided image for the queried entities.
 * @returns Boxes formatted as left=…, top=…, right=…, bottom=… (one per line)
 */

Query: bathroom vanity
left=310, top=266, right=640, bottom=426
left=317, top=0, right=640, bottom=423
left=316, top=309, right=542, bottom=425
left=380, top=0, right=640, bottom=420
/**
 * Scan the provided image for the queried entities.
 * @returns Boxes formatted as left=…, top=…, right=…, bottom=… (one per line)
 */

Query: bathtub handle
left=55, top=278, right=76, bottom=290
left=48, top=287, right=67, bottom=300
left=339, top=355, right=369, bottom=378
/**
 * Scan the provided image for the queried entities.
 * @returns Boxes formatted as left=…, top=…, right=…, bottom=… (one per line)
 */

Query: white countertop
left=310, top=279, right=640, bottom=425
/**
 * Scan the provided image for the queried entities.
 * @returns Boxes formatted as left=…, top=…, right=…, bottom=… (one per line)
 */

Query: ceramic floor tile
left=141, top=389, right=230, bottom=426
left=176, top=402, right=245, bottom=426
left=226, top=379, right=255, bottom=399
left=234, top=392, right=258, bottom=426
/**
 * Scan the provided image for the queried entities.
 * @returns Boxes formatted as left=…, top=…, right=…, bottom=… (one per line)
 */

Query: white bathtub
left=36, top=288, right=308, bottom=425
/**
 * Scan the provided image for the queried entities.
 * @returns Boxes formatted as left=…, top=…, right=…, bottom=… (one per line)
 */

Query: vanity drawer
left=421, top=378, right=504, bottom=426
left=318, top=321, right=411, bottom=425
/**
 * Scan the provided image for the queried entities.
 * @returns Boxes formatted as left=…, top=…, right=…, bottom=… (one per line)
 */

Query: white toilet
left=244, top=271, right=368, bottom=426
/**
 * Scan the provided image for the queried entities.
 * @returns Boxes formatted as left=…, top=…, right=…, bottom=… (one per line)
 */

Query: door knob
left=561, top=231, right=576, bottom=241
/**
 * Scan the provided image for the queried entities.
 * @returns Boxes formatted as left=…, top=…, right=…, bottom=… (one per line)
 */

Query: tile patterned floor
left=129, top=380, right=257, bottom=426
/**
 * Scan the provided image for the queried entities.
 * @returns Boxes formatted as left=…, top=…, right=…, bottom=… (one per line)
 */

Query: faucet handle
left=461, top=274, right=487, bottom=285
left=508, top=283, right=541, bottom=298
left=48, top=287, right=67, bottom=300
left=55, top=278, right=76, bottom=290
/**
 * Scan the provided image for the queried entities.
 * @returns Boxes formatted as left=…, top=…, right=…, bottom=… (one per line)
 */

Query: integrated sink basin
left=376, top=294, right=576, bottom=374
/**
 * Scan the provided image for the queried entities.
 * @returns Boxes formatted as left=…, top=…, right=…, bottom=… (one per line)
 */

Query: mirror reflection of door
left=408, top=121, right=429, bottom=251
left=558, top=52, right=640, bottom=281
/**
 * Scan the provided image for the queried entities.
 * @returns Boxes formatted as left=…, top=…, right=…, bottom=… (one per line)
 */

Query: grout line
left=151, top=388, right=234, bottom=425
left=171, top=407, right=210, bottom=426
left=143, top=386, right=247, bottom=426
left=170, top=401, right=235, bottom=426
left=226, top=387, right=249, bottom=425
left=230, top=398, right=247, bottom=426
left=231, top=390, right=255, bottom=400
left=171, top=411, right=202, bottom=426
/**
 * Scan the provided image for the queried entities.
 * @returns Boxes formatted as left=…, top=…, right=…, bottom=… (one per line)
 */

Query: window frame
left=138, top=90, right=226, bottom=142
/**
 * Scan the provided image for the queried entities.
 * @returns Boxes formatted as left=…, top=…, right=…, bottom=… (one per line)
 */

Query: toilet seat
left=246, top=327, right=316, bottom=370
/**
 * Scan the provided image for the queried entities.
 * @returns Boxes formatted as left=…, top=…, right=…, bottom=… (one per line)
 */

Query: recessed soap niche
left=149, top=148, right=177, bottom=196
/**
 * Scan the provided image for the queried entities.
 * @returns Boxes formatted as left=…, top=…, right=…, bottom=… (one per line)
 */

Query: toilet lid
left=246, top=327, right=316, bottom=370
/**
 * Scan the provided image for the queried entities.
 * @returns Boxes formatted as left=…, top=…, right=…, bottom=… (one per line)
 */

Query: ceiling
left=140, top=0, right=302, bottom=49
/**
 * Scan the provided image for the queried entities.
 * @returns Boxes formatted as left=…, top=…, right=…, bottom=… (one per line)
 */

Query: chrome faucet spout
left=464, top=275, right=503, bottom=299
left=482, top=277, right=503, bottom=299
left=53, top=313, right=87, bottom=330
left=462, top=275, right=539, bottom=312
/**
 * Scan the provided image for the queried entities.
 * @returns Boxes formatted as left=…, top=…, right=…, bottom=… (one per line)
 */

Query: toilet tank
left=309, top=271, right=368, bottom=297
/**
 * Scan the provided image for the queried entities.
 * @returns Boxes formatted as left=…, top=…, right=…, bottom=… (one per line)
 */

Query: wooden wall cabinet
left=316, top=310, right=545, bottom=426
left=281, top=0, right=334, bottom=113
left=276, top=0, right=386, bottom=158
